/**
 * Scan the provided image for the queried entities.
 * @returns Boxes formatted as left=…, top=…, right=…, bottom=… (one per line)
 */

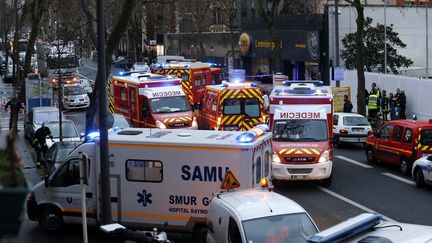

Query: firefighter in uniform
left=381, top=90, right=390, bottom=122
left=367, top=87, right=380, bottom=124
left=32, top=124, right=53, bottom=168
left=391, top=90, right=401, bottom=120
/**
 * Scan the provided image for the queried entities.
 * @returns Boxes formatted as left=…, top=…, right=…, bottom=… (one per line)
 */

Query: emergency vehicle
left=207, top=176, right=319, bottom=243
left=151, top=62, right=222, bottom=107
left=110, top=72, right=197, bottom=129
left=366, top=119, right=432, bottom=175
left=269, top=81, right=334, bottom=184
left=26, top=126, right=273, bottom=241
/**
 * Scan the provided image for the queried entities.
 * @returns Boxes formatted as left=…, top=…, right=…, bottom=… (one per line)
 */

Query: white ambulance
left=206, top=178, right=319, bottom=243
left=26, top=126, right=272, bottom=241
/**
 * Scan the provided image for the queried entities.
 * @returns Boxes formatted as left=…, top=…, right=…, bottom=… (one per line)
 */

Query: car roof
left=334, top=112, right=366, bottom=117
left=386, top=119, right=432, bottom=129
left=32, top=106, right=59, bottom=112
left=216, top=189, right=306, bottom=221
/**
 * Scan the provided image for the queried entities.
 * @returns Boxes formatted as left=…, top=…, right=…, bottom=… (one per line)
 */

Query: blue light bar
left=282, top=80, right=324, bottom=86
left=236, top=133, right=256, bottom=143
left=306, top=213, right=382, bottom=243
left=86, top=131, right=100, bottom=141
left=119, top=70, right=125, bottom=76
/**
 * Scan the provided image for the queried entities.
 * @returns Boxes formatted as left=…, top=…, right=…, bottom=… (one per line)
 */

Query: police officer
left=32, top=124, right=53, bottom=168
left=368, top=87, right=380, bottom=122
left=381, top=90, right=390, bottom=122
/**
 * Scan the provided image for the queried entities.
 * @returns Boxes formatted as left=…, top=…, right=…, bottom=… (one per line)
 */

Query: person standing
left=262, top=90, right=270, bottom=114
left=399, top=90, right=407, bottom=119
left=381, top=90, right=390, bottom=122
left=343, top=94, right=353, bottom=113
left=368, top=87, right=380, bottom=121
left=4, top=95, right=23, bottom=130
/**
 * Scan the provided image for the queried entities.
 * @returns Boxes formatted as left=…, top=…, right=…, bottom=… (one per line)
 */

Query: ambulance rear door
left=251, top=136, right=273, bottom=187
left=128, top=85, right=139, bottom=126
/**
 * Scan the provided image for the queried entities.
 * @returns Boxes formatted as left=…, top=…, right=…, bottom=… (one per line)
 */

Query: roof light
left=86, top=131, right=100, bottom=141
left=261, top=178, right=269, bottom=188
left=229, top=69, right=246, bottom=83
left=306, top=213, right=382, bottom=243
left=412, top=114, right=417, bottom=120
left=236, top=132, right=255, bottom=143
left=119, top=70, right=125, bottom=76
left=236, top=124, right=269, bottom=143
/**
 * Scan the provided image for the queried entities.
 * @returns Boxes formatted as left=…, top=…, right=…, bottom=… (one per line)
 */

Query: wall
left=339, top=70, right=432, bottom=120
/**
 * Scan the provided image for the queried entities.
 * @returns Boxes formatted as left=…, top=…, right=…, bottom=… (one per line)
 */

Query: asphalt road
left=2, top=62, right=432, bottom=242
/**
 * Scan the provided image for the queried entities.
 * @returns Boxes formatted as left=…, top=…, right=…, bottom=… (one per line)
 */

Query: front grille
left=287, top=168, right=313, bottom=174
left=284, top=157, right=315, bottom=163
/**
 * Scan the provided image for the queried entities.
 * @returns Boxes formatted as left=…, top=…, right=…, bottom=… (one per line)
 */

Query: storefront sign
left=332, top=86, right=351, bottom=112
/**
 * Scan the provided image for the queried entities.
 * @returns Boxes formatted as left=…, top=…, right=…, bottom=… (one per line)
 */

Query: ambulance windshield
left=242, top=213, right=318, bottom=243
left=273, top=120, right=327, bottom=142
left=150, top=96, right=191, bottom=113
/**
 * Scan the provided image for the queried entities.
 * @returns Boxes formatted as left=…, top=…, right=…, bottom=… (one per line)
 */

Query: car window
left=420, top=129, right=432, bottom=145
left=47, top=121, right=79, bottom=138
left=343, top=116, right=369, bottom=126
left=392, top=126, right=404, bottom=142
left=333, top=115, right=338, bottom=126
left=403, top=128, right=413, bottom=143
left=34, top=111, right=59, bottom=125
left=378, top=124, right=393, bottom=139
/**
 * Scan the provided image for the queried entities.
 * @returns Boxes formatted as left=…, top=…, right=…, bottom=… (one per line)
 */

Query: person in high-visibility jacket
left=381, top=90, right=390, bottom=122
left=368, top=87, right=380, bottom=120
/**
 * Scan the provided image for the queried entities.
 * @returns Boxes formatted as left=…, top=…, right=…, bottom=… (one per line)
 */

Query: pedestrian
left=32, top=124, right=53, bottom=168
left=4, top=95, right=23, bottom=130
left=343, top=94, right=353, bottom=113
left=367, top=87, right=380, bottom=123
left=369, top=82, right=381, bottom=98
left=399, top=90, right=407, bottom=119
left=262, top=90, right=269, bottom=114
left=381, top=90, right=390, bottom=122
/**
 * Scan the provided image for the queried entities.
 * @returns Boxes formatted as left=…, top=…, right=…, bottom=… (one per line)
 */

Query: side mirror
left=427, top=155, right=432, bottom=162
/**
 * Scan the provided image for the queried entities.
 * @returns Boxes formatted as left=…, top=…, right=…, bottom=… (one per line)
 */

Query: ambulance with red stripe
left=110, top=72, right=197, bottom=129
left=269, top=81, right=334, bottom=185
left=152, top=62, right=222, bottom=108
left=196, top=81, right=266, bottom=131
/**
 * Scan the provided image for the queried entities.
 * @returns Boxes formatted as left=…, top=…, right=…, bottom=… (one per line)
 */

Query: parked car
left=112, top=113, right=132, bottom=129
left=43, top=141, right=81, bottom=173
left=63, top=84, right=90, bottom=110
left=365, top=119, right=432, bottom=175
left=130, top=62, right=150, bottom=72
left=44, top=119, right=84, bottom=148
left=412, top=155, right=432, bottom=188
left=78, top=78, right=94, bottom=94
left=24, top=106, right=60, bottom=141
left=333, top=112, right=373, bottom=146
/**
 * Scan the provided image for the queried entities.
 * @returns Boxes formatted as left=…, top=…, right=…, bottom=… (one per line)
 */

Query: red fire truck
left=110, top=72, right=197, bottom=129
left=151, top=62, right=222, bottom=107
left=269, top=81, right=334, bottom=185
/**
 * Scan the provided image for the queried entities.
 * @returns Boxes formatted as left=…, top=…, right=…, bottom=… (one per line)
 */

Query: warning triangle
left=221, top=171, right=241, bottom=190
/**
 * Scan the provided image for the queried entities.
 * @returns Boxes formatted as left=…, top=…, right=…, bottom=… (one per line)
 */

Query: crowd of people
left=342, top=82, right=407, bottom=123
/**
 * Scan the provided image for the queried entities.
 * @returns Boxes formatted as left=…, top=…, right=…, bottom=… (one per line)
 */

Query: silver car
left=24, top=106, right=60, bottom=141
left=44, top=119, right=84, bottom=148
left=63, top=84, right=90, bottom=110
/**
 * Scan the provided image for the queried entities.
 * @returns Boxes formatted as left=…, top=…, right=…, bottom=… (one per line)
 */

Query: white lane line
left=317, top=186, right=395, bottom=222
left=381, top=173, right=415, bottom=186
left=336, top=155, right=373, bottom=169
left=78, top=73, right=95, bottom=82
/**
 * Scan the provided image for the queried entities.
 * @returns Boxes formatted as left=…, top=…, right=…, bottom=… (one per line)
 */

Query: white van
left=27, top=126, right=272, bottom=240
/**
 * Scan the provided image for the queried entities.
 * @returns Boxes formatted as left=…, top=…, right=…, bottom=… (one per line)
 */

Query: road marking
left=78, top=73, right=95, bottom=82
left=381, top=173, right=415, bottom=186
left=317, top=186, right=395, bottom=222
left=336, top=155, right=373, bottom=169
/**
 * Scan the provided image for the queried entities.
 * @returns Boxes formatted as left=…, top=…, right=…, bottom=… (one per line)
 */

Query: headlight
left=192, top=117, right=198, bottom=127
left=156, top=120, right=167, bottom=129
left=272, top=152, right=281, bottom=163
left=64, top=97, right=69, bottom=102
left=319, top=151, right=330, bottom=163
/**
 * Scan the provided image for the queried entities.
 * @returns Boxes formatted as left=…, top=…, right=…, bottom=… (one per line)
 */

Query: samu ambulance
left=111, top=72, right=197, bottom=129
left=196, top=81, right=266, bottom=131
left=269, top=81, right=334, bottom=185
left=26, top=126, right=273, bottom=241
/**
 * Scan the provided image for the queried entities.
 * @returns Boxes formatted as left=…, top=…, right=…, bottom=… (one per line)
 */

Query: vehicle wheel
left=366, top=147, right=376, bottom=164
left=320, top=174, right=332, bottom=187
left=414, top=167, right=426, bottom=188
left=400, top=158, right=412, bottom=176
left=193, top=224, right=207, bottom=243
left=38, top=206, right=63, bottom=232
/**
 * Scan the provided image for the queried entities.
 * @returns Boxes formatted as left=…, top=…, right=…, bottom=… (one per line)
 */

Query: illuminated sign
left=277, top=112, right=322, bottom=119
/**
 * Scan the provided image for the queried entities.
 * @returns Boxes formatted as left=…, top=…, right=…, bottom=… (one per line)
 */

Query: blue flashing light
left=236, top=132, right=256, bottom=143
left=413, top=114, right=417, bottom=120
left=86, top=131, right=100, bottom=141
left=306, top=213, right=382, bottom=243
left=119, top=70, right=125, bottom=76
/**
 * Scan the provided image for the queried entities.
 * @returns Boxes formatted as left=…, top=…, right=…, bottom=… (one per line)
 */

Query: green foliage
left=341, top=17, right=413, bottom=74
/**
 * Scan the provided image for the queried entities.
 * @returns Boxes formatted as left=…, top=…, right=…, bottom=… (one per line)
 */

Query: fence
left=339, top=71, right=432, bottom=121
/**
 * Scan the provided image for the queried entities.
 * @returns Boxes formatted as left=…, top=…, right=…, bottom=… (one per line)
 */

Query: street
left=1, top=62, right=432, bottom=242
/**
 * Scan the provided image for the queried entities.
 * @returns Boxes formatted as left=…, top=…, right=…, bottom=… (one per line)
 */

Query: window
left=223, top=97, right=261, bottom=118
left=142, top=98, right=150, bottom=118
left=403, top=128, right=413, bottom=143
left=126, top=160, right=162, bottom=182
left=333, top=115, right=338, bottom=126
left=181, top=73, right=189, bottom=82
left=51, top=158, right=81, bottom=187
left=392, top=126, right=404, bottom=142
left=378, top=125, right=393, bottom=140
left=244, top=98, right=260, bottom=118
left=212, top=99, right=218, bottom=112
left=228, top=217, right=242, bottom=243
left=420, top=129, right=432, bottom=145
left=202, top=75, right=207, bottom=86
left=195, top=76, right=201, bottom=87
left=264, top=151, right=270, bottom=177
left=223, top=98, right=241, bottom=115
left=256, top=157, right=261, bottom=184
left=120, top=86, right=127, bottom=101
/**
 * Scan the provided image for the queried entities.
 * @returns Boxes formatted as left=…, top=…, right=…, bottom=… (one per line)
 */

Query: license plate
left=291, top=175, right=309, bottom=179
left=352, top=128, right=363, bottom=132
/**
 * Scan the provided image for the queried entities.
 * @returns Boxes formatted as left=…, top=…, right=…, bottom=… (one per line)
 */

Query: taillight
left=217, top=116, right=221, bottom=125
left=340, top=129, right=348, bottom=134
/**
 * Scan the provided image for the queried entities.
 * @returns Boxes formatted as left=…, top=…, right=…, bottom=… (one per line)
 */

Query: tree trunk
left=353, top=0, right=366, bottom=116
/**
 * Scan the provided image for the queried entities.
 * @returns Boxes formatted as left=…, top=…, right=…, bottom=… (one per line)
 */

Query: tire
left=400, top=157, right=412, bottom=176
left=366, top=146, right=376, bottom=164
left=414, top=167, right=426, bottom=188
left=38, top=206, right=63, bottom=232
left=193, top=224, right=208, bottom=243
